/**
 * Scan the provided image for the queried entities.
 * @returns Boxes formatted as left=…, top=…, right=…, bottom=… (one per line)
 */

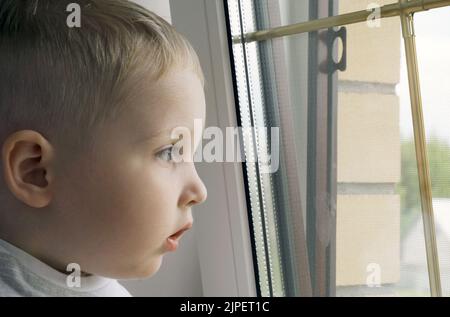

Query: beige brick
left=336, top=194, right=400, bottom=286
left=338, top=0, right=401, bottom=84
left=337, top=92, right=401, bottom=183
left=339, top=0, right=397, bottom=14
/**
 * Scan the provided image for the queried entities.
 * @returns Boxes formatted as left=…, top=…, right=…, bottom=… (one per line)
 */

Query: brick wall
left=336, top=0, right=402, bottom=289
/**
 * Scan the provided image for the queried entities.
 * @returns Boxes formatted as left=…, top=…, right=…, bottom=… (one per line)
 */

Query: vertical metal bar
left=307, top=0, right=336, bottom=297
left=327, top=0, right=338, bottom=298
left=399, top=0, right=442, bottom=297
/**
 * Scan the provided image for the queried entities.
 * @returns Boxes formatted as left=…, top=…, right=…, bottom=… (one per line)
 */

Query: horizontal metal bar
left=233, top=0, right=450, bottom=43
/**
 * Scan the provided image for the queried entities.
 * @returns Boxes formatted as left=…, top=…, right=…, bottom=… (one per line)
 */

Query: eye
left=156, top=144, right=183, bottom=163
left=156, top=145, right=174, bottom=162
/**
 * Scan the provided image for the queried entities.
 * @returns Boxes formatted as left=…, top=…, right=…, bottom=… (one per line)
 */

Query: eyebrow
left=139, top=126, right=197, bottom=144
left=147, top=128, right=176, bottom=139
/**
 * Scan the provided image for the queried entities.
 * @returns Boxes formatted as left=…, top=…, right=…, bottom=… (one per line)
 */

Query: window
left=225, top=0, right=450, bottom=296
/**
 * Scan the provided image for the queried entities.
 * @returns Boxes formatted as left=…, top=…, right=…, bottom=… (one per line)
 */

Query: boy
left=0, top=0, right=207, bottom=296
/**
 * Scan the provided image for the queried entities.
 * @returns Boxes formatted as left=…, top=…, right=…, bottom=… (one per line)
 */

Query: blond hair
left=0, top=0, right=204, bottom=148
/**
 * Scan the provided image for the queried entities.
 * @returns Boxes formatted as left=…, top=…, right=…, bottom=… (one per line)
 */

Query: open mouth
left=169, top=228, right=189, bottom=240
left=165, top=222, right=193, bottom=252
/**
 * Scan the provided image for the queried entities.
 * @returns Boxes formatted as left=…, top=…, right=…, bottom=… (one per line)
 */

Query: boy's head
left=0, top=0, right=207, bottom=279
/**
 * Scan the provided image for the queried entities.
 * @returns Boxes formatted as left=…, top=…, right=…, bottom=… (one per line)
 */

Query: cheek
left=110, top=160, right=176, bottom=212
left=54, top=152, right=182, bottom=270
left=51, top=145, right=186, bottom=277
left=92, top=159, right=179, bottom=243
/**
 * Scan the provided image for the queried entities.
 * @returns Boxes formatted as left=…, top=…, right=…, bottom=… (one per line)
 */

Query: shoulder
left=0, top=251, right=45, bottom=296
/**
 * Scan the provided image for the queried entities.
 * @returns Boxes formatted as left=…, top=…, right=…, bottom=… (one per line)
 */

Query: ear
left=1, top=130, right=55, bottom=208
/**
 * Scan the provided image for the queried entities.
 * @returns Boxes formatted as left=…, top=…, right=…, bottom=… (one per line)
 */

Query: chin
left=124, top=255, right=164, bottom=280
left=94, top=251, right=164, bottom=280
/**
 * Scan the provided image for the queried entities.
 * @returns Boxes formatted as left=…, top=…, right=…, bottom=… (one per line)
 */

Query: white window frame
left=170, top=0, right=257, bottom=296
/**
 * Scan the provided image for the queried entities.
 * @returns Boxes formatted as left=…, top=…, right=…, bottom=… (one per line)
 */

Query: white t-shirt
left=0, top=239, right=132, bottom=297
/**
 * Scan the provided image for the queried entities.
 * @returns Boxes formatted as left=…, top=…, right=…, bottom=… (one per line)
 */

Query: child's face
left=51, top=68, right=207, bottom=279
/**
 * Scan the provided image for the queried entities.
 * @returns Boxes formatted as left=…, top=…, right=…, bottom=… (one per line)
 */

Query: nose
left=179, top=165, right=208, bottom=208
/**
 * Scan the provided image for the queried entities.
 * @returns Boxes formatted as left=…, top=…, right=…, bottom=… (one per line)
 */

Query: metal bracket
left=329, top=26, right=347, bottom=72
left=319, top=27, right=347, bottom=74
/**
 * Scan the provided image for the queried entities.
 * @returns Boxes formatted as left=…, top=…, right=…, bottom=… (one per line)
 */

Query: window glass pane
left=409, top=7, right=450, bottom=296
left=335, top=13, right=430, bottom=296
left=225, top=0, right=450, bottom=297
left=226, top=0, right=286, bottom=297
left=227, top=0, right=314, bottom=296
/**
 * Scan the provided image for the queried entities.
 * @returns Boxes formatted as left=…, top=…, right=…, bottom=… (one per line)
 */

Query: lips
left=165, top=221, right=193, bottom=252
